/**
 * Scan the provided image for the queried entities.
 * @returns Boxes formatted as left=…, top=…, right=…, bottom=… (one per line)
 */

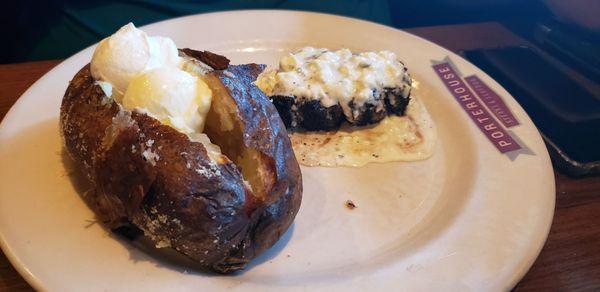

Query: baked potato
left=60, top=49, right=302, bottom=273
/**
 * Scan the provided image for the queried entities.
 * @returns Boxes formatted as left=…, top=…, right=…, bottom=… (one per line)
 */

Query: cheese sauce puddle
left=290, top=93, right=436, bottom=167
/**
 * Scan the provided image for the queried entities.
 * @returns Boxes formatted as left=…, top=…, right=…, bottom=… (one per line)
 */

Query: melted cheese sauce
left=290, top=93, right=436, bottom=167
left=256, top=47, right=411, bottom=108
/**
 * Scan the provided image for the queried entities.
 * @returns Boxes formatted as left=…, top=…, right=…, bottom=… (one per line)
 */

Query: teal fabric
left=17, top=0, right=392, bottom=61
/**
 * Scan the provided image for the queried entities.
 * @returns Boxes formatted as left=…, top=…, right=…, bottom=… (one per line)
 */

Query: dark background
left=0, top=0, right=584, bottom=63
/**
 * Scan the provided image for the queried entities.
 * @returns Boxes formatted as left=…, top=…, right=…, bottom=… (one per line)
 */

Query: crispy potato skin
left=60, top=60, right=302, bottom=273
left=210, top=64, right=302, bottom=267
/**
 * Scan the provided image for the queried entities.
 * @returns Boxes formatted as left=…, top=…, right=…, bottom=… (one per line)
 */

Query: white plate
left=0, top=10, right=555, bottom=291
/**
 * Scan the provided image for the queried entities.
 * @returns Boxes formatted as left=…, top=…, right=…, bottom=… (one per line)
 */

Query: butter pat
left=123, top=67, right=212, bottom=133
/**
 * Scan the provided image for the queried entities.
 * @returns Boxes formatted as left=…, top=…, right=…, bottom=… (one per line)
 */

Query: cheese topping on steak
left=256, top=47, right=412, bottom=119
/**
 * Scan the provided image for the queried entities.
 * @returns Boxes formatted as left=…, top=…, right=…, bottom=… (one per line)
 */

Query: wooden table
left=1, top=23, right=599, bottom=291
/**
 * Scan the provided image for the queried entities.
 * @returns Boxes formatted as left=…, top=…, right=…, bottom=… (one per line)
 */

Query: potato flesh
left=202, top=74, right=271, bottom=203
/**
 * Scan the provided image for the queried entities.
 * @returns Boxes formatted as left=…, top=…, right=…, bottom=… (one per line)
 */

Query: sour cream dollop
left=90, top=23, right=212, bottom=134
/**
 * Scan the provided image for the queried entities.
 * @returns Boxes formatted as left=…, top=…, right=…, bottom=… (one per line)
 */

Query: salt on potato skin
left=60, top=57, right=302, bottom=274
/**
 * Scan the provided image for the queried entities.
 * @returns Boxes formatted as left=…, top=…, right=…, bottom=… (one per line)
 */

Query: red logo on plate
left=432, top=62, right=522, bottom=154
left=464, top=75, right=520, bottom=128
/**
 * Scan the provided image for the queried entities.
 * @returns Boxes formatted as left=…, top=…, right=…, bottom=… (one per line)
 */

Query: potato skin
left=205, top=63, right=303, bottom=271
left=60, top=60, right=302, bottom=273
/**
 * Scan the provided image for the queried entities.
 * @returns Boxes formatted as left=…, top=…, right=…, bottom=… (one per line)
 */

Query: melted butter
left=290, top=94, right=436, bottom=167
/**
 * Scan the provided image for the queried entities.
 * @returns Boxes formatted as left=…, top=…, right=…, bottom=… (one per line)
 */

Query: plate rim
left=0, top=9, right=555, bottom=291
